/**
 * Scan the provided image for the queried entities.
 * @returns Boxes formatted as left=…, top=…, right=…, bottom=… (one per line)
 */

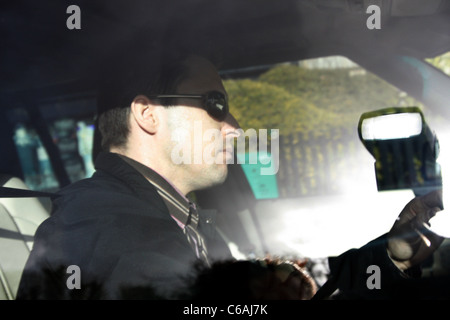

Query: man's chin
left=210, top=164, right=228, bottom=185
left=195, top=164, right=228, bottom=191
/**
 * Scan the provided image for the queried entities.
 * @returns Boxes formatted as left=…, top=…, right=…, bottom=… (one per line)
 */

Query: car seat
left=0, top=174, right=50, bottom=300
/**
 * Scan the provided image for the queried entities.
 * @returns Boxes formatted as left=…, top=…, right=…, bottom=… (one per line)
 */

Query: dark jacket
left=16, top=152, right=229, bottom=299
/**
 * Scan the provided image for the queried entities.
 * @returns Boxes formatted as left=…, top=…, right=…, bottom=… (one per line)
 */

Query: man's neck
left=109, top=148, right=190, bottom=196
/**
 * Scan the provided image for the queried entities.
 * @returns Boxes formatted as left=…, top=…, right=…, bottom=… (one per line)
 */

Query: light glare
left=362, top=113, right=422, bottom=140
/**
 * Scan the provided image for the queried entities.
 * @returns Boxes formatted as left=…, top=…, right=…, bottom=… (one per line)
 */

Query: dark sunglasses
left=147, top=91, right=229, bottom=121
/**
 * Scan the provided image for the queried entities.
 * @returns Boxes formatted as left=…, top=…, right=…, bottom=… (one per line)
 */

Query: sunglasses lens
left=205, top=92, right=228, bottom=121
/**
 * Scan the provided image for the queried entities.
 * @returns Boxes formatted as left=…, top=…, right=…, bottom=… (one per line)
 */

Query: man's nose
left=222, top=112, right=241, bottom=138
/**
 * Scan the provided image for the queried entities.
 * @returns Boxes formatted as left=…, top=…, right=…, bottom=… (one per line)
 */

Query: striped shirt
left=118, top=155, right=210, bottom=266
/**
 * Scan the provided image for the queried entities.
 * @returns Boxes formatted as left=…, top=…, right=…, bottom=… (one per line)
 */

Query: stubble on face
left=162, top=56, right=230, bottom=193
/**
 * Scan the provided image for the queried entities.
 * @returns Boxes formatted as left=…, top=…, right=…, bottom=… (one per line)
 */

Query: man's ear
left=130, top=95, right=159, bottom=134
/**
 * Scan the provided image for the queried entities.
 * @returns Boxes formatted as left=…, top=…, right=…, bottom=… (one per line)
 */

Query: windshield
left=216, top=55, right=450, bottom=259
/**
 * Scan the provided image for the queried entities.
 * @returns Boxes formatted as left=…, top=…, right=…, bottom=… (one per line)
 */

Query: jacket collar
left=94, top=152, right=198, bottom=229
left=94, top=152, right=168, bottom=214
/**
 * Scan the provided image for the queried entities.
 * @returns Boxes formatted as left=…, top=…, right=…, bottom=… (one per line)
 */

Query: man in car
left=16, top=50, right=444, bottom=299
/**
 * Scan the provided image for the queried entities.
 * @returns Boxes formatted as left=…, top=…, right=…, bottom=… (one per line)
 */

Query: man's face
left=163, top=56, right=240, bottom=192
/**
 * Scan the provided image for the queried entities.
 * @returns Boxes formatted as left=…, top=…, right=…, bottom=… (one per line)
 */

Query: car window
left=7, top=96, right=97, bottom=191
left=221, top=55, right=450, bottom=258
left=426, top=51, right=450, bottom=76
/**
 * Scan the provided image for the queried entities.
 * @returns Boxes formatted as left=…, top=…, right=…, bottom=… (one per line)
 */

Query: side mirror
left=358, top=107, right=442, bottom=196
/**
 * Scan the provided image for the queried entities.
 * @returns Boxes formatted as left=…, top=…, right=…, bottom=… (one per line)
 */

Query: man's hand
left=387, top=189, right=444, bottom=271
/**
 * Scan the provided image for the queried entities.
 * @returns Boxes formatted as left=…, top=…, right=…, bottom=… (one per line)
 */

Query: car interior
left=1, top=0, right=450, bottom=299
